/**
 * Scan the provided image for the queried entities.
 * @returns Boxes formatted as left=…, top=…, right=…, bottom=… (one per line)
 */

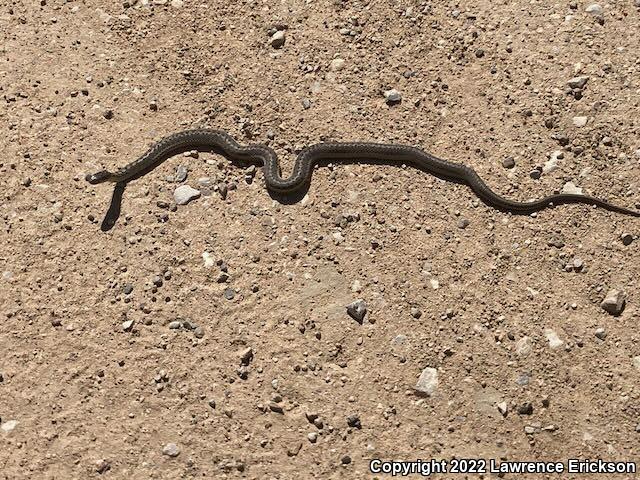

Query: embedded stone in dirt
left=600, top=288, right=625, bottom=315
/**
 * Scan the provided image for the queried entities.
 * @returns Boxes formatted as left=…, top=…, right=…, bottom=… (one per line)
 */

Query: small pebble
left=346, top=299, right=367, bottom=323
left=287, top=442, right=302, bottom=457
left=515, top=336, right=532, bottom=357
left=502, top=157, right=515, bottom=169
left=544, top=328, right=564, bottom=349
left=594, top=328, right=607, bottom=340
left=415, top=367, right=438, bottom=396
left=168, top=321, right=182, bottom=329
left=269, top=403, right=284, bottom=414
left=567, top=76, right=589, bottom=90
left=174, top=165, right=188, bottom=182
left=517, top=403, right=534, bottom=415
left=572, top=116, right=588, bottom=127
left=346, top=415, right=361, bottom=429
left=585, top=4, right=603, bottom=15
left=330, top=58, right=345, bottom=71
left=562, top=182, right=583, bottom=195
left=600, top=288, right=625, bottom=315
left=620, top=233, right=633, bottom=245
left=0, top=420, right=18, bottom=433
left=307, top=432, right=318, bottom=443
left=269, top=30, right=285, bottom=48
left=162, top=443, right=180, bottom=457
left=383, top=89, right=402, bottom=105
left=240, top=347, right=253, bottom=365
left=95, top=459, right=110, bottom=474
left=174, top=185, right=201, bottom=205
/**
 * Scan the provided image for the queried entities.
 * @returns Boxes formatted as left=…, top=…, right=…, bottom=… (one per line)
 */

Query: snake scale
left=86, top=128, right=640, bottom=217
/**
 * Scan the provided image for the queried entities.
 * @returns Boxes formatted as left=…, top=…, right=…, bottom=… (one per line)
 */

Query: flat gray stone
left=415, top=367, right=438, bottom=396
left=567, top=76, right=589, bottom=89
left=601, top=288, right=625, bottom=315
left=174, top=185, right=200, bottom=205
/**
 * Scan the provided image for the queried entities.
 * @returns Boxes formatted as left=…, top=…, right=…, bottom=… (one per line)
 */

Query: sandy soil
left=1, top=1, right=640, bottom=478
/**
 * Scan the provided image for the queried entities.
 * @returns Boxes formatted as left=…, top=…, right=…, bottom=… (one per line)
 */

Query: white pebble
left=562, top=182, right=583, bottom=195
left=572, top=116, right=588, bottom=127
left=162, top=443, right=180, bottom=457
left=1, top=420, right=18, bottom=433
left=330, top=58, right=345, bottom=71
left=544, top=329, right=564, bottom=349
left=585, top=4, right=603, bottom=15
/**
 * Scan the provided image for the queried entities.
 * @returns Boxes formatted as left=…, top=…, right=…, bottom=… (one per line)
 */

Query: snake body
left=86, top=128, right=640, bottom=217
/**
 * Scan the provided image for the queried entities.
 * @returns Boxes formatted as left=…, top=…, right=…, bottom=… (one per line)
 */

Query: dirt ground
left=1, top=1, right=640, bottom=479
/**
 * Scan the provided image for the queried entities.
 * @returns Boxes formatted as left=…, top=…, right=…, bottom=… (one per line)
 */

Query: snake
left=86, top=128, right=640, bottom=217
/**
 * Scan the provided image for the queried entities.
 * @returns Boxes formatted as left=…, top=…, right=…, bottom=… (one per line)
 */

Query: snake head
left=85, top=170, right=112, bottom=184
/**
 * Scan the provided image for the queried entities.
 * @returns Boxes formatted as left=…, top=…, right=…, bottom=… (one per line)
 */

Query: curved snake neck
left=86, top=128, right=640, bottom=217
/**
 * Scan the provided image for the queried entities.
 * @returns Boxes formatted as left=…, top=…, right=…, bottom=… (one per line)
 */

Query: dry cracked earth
left=2, top=0, right=640, bottom=479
